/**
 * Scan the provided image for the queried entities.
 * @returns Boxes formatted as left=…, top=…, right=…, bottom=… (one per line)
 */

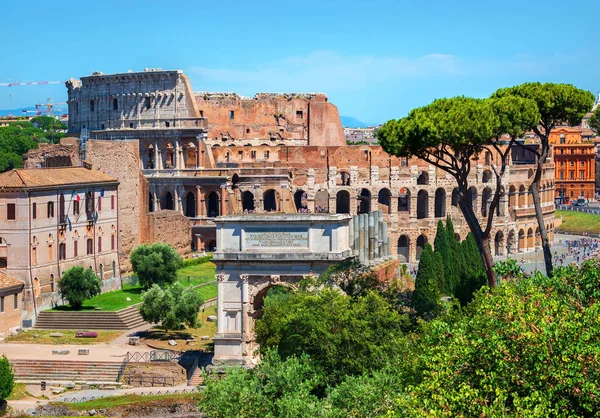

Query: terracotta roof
left=0, top=270, right=24, bottom=290
left=0, top=167, right=117, bottom=190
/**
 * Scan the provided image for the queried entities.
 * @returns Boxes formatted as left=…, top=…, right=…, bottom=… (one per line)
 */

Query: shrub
left=58, top=266, right=102, bottom=310
left=182, top=255, right=212, bottom=268
left=0, top=355, right=14, bottom=402
left=140, top=283, right=203, bottom=333
left=130, top=243, right=183, bottom=289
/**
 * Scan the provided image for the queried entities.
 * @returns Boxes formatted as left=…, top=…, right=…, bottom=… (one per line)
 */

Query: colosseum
left=58, top=68, right=556, bottom=267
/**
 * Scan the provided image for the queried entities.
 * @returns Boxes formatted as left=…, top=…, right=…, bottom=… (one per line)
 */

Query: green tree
left=378, top=96, right=528, bottom=287
left=493, top=83, right=595, bottom=276
left=0, top=151, right=23, bottom=172
left=0, top=355, right=14, bottom=407
left=140, top=283, right=203, bottom=333
left=413, top=244, right=441, bottom=316
left=589, top=107, right=600, bottom=134
left=130, top=243, right=183, bottom=289
left=445, top=216, right=464, bottom=294
left=433, top=220, right=450, bottom=294
left=255, top=288, right=408, bottom=387
left=58, top=266, right=102, bottom=310
left=455, top=233, right=487, bottom=305
left=493, top=258, right=525, bottom=283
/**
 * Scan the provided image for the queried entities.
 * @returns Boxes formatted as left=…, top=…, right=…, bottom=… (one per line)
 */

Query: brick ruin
left=56, top=69, right=556, bottom=270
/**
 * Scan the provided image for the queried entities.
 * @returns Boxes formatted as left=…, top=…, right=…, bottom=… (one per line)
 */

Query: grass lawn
left=143, top=305, right=217, bottom=351
left=48, top=262, right=216, bottom=312
left=4, top=330, right=122, bottom=345
left=556, top=209, right=600, bottom=235
left=54, top=392, right=201, bottom=411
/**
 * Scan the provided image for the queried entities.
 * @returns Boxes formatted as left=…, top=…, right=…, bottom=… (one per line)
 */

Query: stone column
left=216, top=274, right=225, bottom=334
left=373, top=211, right=379, bottom=259
left=241, top=275, right=249, bottom=341
left=368, top=212, right=374, bottom=262
left=353, top=214, right=359, bottom=256
left=154, top=142, right=160, bottom=170
left=358, top=214, right=365, bottom=264
left=196, top=186, right=203, bottom=217
left=349, top=217, right=354, bottom=255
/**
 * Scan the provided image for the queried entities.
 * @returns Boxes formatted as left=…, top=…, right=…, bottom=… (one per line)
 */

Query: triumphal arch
left=211, top=213, right=355, bottom=365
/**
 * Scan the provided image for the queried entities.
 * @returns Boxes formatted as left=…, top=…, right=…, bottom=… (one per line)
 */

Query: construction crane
left=35, top=98, right=67, bottom=116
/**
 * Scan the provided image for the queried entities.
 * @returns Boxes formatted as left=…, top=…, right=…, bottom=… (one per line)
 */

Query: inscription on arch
left=244, top=227, right=308, bottom=249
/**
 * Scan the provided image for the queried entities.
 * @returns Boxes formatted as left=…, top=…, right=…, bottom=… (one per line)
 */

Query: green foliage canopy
left=140, top=282, right=203, bottom=333
left=130, top=243, right=183, bottom=289
left=0, top=355, right=14, bottom=401
left=58, top=266, right=102, bottom=310
left=589, top=107, right=600, bottom=134
left=412, top=244, right=441, bottom=316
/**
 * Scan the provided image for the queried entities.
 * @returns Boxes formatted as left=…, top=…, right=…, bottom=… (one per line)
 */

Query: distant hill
left=340, top=116, right=377, bottom=129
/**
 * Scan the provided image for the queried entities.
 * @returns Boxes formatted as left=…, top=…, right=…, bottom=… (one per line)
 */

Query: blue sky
left=0, top=0, right=598, bottom=123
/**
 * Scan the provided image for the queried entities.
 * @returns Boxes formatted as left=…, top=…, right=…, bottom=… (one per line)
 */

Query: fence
left=124, top=375, right=177, bottom=387
left=125, top=350, right=181, bottom=363
left=557, top=204, right=600, bottom=215
left=58, top=387, right=199, bottom=403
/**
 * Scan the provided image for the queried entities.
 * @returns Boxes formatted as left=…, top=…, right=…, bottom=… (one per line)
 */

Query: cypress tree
left=414, top=244, right=441, bottom=316
left=433, top=220, right=450, bottom=294
left=445, top=216, right=463, bottom=294
left=455, top=233, right=487, bottom=305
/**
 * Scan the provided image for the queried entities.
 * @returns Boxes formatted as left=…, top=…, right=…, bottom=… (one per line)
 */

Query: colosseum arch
left=185, top=191, right=196, bottom=217
left=337, top=171, right=351, bottom=186
left=336, top=190, right=350, bottom=214
left=378, top=188, right=392, bottom=214
left=398, top=189, right=410, bottom=213
left=482, top=170, right=493, bottom=183
left=451, top=187, right=459, bottom=207
left=481, top=187, right=492, bottom=217
left=507, top=230, right=517, bottom=254
left=417, top=171, right=429, bottom=185
left=315, top=189, right=329, bottom=213
left=416, top=234, right=428, bottom=260
left=518, top=229, right=525, bottom=252
left=527, top=227, right=534, bottom=250
left=494, top=230, right=505, bottom=256
left=397, top=235, right=410, bottom=263
left=263, top=189, right=279, bottom=212
left=242, top=191, right=255, bottom=211
left=294, top=190, right=307, bottom=211
left=162, top=191, right=174, bottom=210
left=417, top=190, right=429, bottom=219
left=434, top=188, right=446, bottom=218
left=358, top=189, right=371, bottom=214
left=207, top=191, right=220, bottom=216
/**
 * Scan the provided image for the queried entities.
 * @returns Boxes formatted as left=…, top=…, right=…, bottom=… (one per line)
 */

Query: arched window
left=378, top=188, right=392, bottom=214
left=207, top=192, right=220, bottom=216
left=99, top=263, right=104, bottom=280
left=294, top=190, right=307, bottom=212
left=481, top=187, right=492, bottom=217
left=263, top=190, right=278, bottom=212
left=336, top=190, right=350, bottom=214
left=33, top=277, right=40, bottom=298
left=207, top=240, right=217, bottom=252
left=164, top=192, right=174, bottom=210
left=417, top=190, right=429, bottom=219
left=50, top=274, right=55, bottom=293
left=482, top=170, right=492, bottom=183
left=397, top=235, right=410, bottom=263
left=468, top=187, right=477, bottom=212
left=509, top=185, right=517, bottom=208
left=451, top=188, right=459, bottom=207
left=494, top=231, right=504, bottom=256
left=434, top=188, right=446, bottom=218
left=398, top=189, right=410, bottom=213
left=315, top=190, right=329, bottom=213
left=87, top=238, right=93, bottom=255
left=242, top=191, right=255, bottom=211
left=112, top=261, right=117, bottom=278
left=417, top=171, right=429, bottom=185
left=358, top=189, right=371, bottom=214
left=185, top=191, right=196, bottom=217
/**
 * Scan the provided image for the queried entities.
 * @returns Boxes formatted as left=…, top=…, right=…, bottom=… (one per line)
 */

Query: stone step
left=34, top=307, right=146, bottom=330
left=11, top=360, right=123, bottom=383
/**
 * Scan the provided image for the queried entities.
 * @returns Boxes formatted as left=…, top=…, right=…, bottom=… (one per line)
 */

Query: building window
left=32, top=202, right=37, bottom=219
left=7, top=203, right=15, bottom=220
left=264, top=151, right=269, bottom=159
left=48, top=244, right=53, bottom=261
left=73, top=200, right=80, bottom=215
left=47, top=201, right=54, bottom=218
left=165, top=121, right=170, bottom=128
left=560, top=161, right=564, bottom=167
left=13, top=294, right=17, bottom=310
left=50, top=274, right=55, bottom=292
left=570, top=171, right=575, bottom=180
left=581, top=161, right=585, bottom=167
left=74, top=240, right=78, bottom=257
left=560, top=134, right=565, bottom=144
left=130, top=123, right=134, bottom=128
left=98, top=237, right=102, bottom=253
left=97, top=196, right=102, bottom=212
left=111, top=195, right=115, bottom=210
left=251, top=151, right=256, bottom=159
left=87, top=239, right=93, bottom=255
left=570, top=161, right=575, bottom=167
left=199, top=110, right=204, bottom=117
left=32, top=247, right=37, bottom=265
left=111, top=234, right=115, bottom=250
left=246, top=128, right=250, bottom=134
left=145, top=97, right=151, bottom=109
left=59, top=243, right=66, bottom=260
left=559, top=171, right=564, bottom=180
left=296, top=110, right=303, bottom=119
left=90, top=100, right=95, bottom=112
left=581, top=171, right=585, bottom=180
left=571, top=149, right=575, bottom=154
left=229, top=110, right=234, bottom=120
left=1, top=296, right=3, bottom=313
left=113, top=98, right=118, bottom=110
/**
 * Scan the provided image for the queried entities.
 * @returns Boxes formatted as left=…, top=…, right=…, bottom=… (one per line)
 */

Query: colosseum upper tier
left=63, top=68, right=556, bottom=266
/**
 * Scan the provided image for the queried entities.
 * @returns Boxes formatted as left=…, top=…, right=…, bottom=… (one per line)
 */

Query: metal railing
left=125, top=350, right=181, bottom=363
left=124, top=375, right=176, bottom=387
left=58, top=387, right=199, bottom=403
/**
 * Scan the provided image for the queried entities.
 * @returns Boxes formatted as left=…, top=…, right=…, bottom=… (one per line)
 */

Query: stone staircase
left=11, top=359, right=123, bottom=384
left=35, top=305, right=146, bottom=330
left=188, top=367, right=203, bottom=387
